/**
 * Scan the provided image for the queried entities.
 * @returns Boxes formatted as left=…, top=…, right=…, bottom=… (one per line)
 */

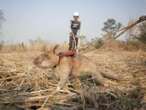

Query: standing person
left=69, top=12, right=81, bottom=51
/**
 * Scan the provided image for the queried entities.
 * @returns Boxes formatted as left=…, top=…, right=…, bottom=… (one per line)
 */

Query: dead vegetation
left=0, top=41, right=146, bottom=110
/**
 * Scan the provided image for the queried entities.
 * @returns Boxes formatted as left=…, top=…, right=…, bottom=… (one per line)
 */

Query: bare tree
left=0, top=9, right=5, bottom=46
left=136, top=22, right=146, bottom=44
left=102, top=18, right=122, bottom=38
left=0, top=9, right=5, bottom=28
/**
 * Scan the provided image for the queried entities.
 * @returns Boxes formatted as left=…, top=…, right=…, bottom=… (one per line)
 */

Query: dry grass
left=0, top=39, right=52, bottom=53
left=99, top=38, right=146, bottom=51
left=0, top=42, right=146, bottom=110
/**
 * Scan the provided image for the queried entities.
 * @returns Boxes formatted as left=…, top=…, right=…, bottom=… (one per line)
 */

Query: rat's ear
left=53, top=44, right=59, bottom=54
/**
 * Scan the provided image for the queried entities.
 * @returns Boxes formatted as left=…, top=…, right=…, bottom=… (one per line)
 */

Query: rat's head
left=33, top=45, right=59, bottom=69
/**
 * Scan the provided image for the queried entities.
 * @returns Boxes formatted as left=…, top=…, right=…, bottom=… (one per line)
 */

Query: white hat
left=73, top=12, right=79, bottom=16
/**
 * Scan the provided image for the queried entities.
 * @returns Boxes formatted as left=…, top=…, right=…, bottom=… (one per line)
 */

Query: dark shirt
left=71, top=20, right=81, bottom=30
left=70, top=20, right=81, bottom=35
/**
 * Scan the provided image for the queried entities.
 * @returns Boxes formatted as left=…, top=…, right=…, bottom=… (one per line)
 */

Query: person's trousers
left=69, top=33, right=78, bottom=50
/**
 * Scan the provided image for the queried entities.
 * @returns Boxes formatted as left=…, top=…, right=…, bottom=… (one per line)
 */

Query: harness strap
left=57, top=50, right=76, bottom=65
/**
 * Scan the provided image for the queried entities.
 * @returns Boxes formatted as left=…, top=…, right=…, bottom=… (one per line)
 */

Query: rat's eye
left=47, top=55, right=50, bottom=59
left=42, top=53, right=49, bottom=59
left=47, top=54, right=52, bottom=59
left=44, top=53, right=48, bottom=56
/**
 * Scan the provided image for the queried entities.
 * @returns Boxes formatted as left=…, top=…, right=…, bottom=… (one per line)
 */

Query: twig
left=0, top=75, right=25, bottom=81
left=39, top=91, right=58, bottom=109
left=54, top=102, right=74, bottom=107
left=68, top=88, right=80, bottom=95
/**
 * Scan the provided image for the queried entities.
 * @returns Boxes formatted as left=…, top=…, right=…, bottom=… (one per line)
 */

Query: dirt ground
left=0, top=50, right=146, bottom=110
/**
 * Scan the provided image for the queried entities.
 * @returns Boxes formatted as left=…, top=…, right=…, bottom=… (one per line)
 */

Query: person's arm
left=78, top=21, right=81, bottom=30
left=70, top=20, right=73, bottom=30
left=78, top=21, right=81, bottom=35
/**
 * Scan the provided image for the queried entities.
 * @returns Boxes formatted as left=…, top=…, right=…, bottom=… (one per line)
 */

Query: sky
left=0, top=0, right=146, bottom=43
